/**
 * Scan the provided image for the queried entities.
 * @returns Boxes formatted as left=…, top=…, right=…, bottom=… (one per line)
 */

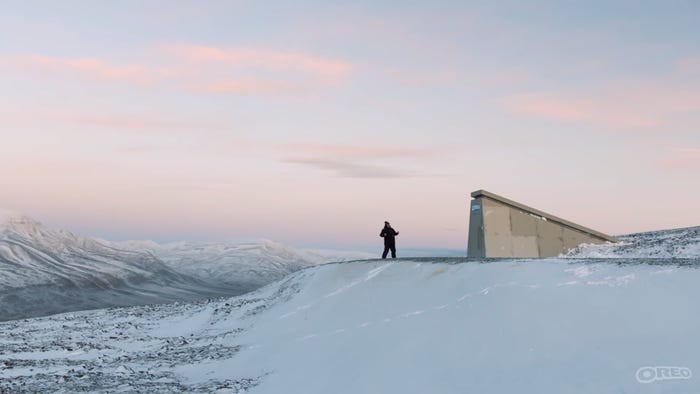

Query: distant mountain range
left=0, top=212, right=372, bottom=321
left=117, top=239, right=375, bottom=288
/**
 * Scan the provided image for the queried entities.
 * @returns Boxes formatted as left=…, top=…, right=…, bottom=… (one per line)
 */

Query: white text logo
left=636, top=366, right=692, bottom=384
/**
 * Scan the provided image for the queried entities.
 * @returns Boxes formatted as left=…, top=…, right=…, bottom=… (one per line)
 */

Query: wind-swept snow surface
left=2, top=256, right=700, bottom=393
left=565, top=226, right=700, bottom=258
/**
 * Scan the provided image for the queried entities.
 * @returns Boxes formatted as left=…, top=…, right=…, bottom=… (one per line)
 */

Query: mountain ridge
left=0, top=213, right=370, bottom=321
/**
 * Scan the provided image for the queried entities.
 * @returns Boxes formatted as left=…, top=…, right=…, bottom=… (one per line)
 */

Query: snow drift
left=565, top=225, right=700, bottom=259
left=1, top=226, right=699, bottom=393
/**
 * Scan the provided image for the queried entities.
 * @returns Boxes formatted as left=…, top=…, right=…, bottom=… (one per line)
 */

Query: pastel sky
left=1, top=1, right=699, bottom=249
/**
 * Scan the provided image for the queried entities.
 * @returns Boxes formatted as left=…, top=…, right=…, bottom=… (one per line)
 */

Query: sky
left=1, top=1, right=698, bottom=249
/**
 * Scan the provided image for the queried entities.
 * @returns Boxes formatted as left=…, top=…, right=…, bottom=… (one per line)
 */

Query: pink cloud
left=190, top=78, right=294, bottom=94
left=0, top=44, right=354, bottom=94
left=660, top=147, right=700, bottom=171
left=506, top=94, right=660, bottom=128
left=54, top=113, right=224, bottom=131
left=677, top=56, right=700, bottom=75
left=0, top=108, right=229, bottom=133
left=161, top=44, right=353, bottom=79
left=0, top=55, right=161, bottom=85
left=506, top=81, right=700, bottom=130
left=673, top=148, right=700, bottom=153
left=282, top=143, right=438, bottom=158
left=507, top=94, right=587, bottom=121
left=503, top=55, right=700, bottom=131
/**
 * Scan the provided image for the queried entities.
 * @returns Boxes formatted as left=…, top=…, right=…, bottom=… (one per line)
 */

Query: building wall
left=467, top=193, right=615, bottom=258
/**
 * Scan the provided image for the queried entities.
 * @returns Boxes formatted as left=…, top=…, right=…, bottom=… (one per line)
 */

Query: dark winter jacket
left=380, top=227, right=399, bottom=245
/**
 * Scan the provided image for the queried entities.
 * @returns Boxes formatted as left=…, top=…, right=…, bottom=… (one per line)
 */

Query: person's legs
left=391, top=245, right=396, bottom=258
left=382, top=246, right=389, bottom=259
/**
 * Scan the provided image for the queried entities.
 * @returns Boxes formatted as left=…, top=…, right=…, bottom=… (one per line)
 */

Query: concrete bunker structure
left=467, top=190, right=618, bottom=258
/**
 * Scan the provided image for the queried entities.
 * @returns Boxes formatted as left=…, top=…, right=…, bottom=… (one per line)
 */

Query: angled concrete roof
left=471, top=190, right=618, bottom=243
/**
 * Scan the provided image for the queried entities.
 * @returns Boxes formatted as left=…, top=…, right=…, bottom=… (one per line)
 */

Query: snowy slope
left=1, top=226, right=699, bottom=393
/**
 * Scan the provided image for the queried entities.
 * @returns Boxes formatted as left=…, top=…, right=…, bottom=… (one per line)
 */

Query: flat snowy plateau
left=1, top=226, right=699, bottom=393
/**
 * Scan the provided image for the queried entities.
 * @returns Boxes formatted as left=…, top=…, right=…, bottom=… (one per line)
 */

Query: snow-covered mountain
left=0, top=213, right=239, bottom=321
left=0, top=214, right=173, bottom=290
left=0, top=213, right=370, bottom=321
left=120, top=239, right=374, bottom=288
left=1, top=226, right=698, bottom=393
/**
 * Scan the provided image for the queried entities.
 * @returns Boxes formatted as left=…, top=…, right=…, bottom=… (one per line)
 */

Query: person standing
left=380, top=221, right=399, bottom=259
